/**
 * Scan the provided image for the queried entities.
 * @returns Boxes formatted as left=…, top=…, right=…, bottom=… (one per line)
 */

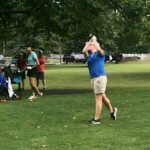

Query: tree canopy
left=0, top=0, right=150, bottom=55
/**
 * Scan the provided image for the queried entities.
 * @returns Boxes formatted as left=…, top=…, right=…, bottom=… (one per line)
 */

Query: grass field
left=0, top=61, right=150, bottom=150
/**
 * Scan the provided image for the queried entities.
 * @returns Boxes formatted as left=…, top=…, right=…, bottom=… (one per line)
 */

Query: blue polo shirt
left=87, top=51, right=106, bottom=79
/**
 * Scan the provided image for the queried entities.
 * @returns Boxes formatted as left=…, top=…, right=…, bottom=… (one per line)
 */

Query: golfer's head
left=88, top=42, right=95, bottom=51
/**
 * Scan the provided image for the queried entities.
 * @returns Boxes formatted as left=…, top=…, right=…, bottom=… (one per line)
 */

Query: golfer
left=83, top=36, right=117, bottom=124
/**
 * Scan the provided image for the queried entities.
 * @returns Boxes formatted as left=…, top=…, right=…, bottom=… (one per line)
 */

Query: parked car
left=0, top=55, right=5, bottom=64
left=105, top=53, right=123, bottom=63
left=10, top=58, right=17, bottom=65
left=111, top=53, right=123, bottom=63
left=63, top=53, right=86, bottom=64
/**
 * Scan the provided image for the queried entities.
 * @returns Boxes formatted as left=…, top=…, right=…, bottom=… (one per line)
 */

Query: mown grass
left=0, top=61, right=150, bottom=150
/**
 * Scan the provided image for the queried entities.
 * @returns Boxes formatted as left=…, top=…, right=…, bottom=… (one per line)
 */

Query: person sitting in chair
left=0, top=67, right=20, bottom=100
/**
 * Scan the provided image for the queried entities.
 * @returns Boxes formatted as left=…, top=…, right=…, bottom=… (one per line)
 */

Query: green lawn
left=0, top=61, right=150, bottom=150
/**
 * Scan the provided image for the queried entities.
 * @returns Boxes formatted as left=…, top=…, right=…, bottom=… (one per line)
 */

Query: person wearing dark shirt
left=16, top=53, right=27, bottom=91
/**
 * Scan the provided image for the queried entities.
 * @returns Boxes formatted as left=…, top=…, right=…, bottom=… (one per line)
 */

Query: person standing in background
left=37, top=50, right=47, bottom=90
left=26, top=45, right=43, bottom=101
left=16, top=52, right=27, bottom=92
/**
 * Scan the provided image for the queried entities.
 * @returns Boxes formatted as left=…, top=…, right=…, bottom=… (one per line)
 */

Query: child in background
left=16, top=52, right=27, bottom=91
left=37, top=50, right=47, bottom=90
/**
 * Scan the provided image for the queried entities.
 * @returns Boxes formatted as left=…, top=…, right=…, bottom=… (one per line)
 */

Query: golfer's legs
left=102, top=93, right=113, bottom=113
left=95, top=93, right=103, bottom=120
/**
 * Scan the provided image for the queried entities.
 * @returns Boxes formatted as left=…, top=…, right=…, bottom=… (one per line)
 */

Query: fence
left=46, top=54, right=64, bottom=64
left=122, top=54, right=150, bottom=60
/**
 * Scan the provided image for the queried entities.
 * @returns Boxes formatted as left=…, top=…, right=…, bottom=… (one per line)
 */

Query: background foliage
left=0, top=0, right=150, bottom=55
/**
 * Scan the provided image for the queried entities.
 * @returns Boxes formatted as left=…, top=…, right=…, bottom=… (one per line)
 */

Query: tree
left=0, top=0, right=150, bottom=55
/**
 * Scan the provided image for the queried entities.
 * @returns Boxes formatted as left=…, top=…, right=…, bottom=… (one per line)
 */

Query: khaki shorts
left=91, top=76, right=107, bottom=94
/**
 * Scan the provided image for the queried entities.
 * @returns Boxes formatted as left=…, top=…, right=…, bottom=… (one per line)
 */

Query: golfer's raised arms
left=82, top=42, right=90, bottom=58
left=93, top=42, right=104, bottom=56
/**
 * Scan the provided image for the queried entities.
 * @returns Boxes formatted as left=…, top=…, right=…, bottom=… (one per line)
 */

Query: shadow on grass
left=21, top=85, right=150, bottom=96
left=46, top=64, right=87, bottom=70
left=24, top=89, right=92, bottom=95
